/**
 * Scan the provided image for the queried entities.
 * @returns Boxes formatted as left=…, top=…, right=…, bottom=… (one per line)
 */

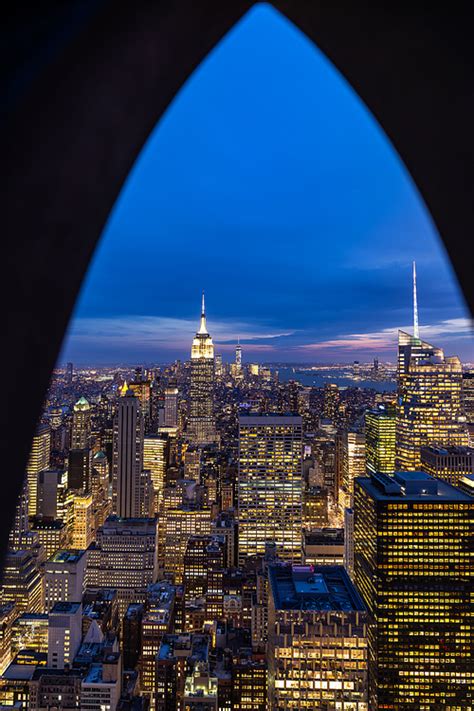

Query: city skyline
left=57, top=4, right=473, bottom=365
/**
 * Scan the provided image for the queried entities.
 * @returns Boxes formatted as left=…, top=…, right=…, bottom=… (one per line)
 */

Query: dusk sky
left=60, top=3, right=473, bottom=365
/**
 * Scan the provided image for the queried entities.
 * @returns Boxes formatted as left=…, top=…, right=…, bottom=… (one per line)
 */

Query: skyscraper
left=164, top=380, right=179, bottom=428
left=323, top=382, right=340, bottom=420
left=339, top=429, right=366, bottom=509
left=354, top=471, right=473, bottom=709
left=26, top=423, right=51, bottom=518
left=112, top=389, right=145, bottom=518
left=396, top=331, right=467, bottom=469
left=188, top=293, right=216, bottom=445
left=70, top=396, right=91, bottom=450
left=238, top=414, right=303, bottom=564
left=396, top=264, right=468, bottom=469
left=365, top=404, right=396, bottom=475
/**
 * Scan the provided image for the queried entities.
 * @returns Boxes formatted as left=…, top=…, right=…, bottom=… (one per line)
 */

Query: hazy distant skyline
left=59, top=4, right=473, bottom=365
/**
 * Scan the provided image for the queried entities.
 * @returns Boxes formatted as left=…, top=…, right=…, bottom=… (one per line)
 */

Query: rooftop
left=305, top=528, right=344, bottom=546
left=269, top=565, right=366, bottom=613
left=50, top=601, right=81, bottom=615
left=420, top=444, right=474, bottom=458
left=47, top=549, right=86, bottom=565
left=357, top=471, right=473, bottom=502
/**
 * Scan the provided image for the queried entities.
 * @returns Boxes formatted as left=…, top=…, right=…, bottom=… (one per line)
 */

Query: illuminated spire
left=413, top=261, right=419, bottom=339
left=198, top=290, right=208, bottom=335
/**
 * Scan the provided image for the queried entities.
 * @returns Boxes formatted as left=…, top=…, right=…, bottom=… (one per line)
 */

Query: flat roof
left=239, top=413, right=302, bottom=425
left=305, top=528, right=344, bottom=546
left=269, top=565, right=366, bottom=613
left=50, top=601, right=81, bottom=614
left=420, top=445, right=474, bottom=457
left=47, top=549, right=86, bottom=564
left=356, top=471, right=473, bottom=502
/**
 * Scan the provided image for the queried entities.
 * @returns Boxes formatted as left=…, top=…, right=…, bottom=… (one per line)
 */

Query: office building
left=462, top=371, right=474, bottom=422
left=144, top=435, right=169, bottom=508
left=112, top=389, right=145, bottom=518
left=238, top=414, right=303, bottom=564
left=30, top=518, right=67, bottom=560
left=354, top=471, right=473, bottom=709
left=163, top=507, right=211, bottom=584
left=164, top=381, right=179, bottom=428
left=0, top=550, right=42, bottom=614
left=8, top=481, right=30, bottom=552
left=268, top=564, right=368, bottom=709
left=365, top=404, right=396, bottom=475
left=339, top=429, right=366, bottom=509
left=47, top=601, right=82, bottom=669
left=188, top=293, right=216, bottom=444
left=44, top=549, right=86, bottom=612
left=26, top=423, right=51, bottom=517
left=71, top=396, right=91, bottom=450
left=231, top=654, right=267, bottom=711
left=71, top=494, right=94, bottom=549
left=0, top=603, right=16, bottom=675
left=36, top=469, right=67, bottom=518
left=85, top=516, right=158, bottom=617
left=397, top=330, right=468, bottom=469
left=67, top=447, right=91, bottom=492
left=303, top=527, right=344, bottom=566
left=420, top=444, right=474, bottom=485
left=323, top=382, right=340, bottom=420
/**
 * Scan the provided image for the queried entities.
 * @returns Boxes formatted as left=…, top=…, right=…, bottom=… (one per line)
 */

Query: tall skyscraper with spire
left=188, top=292, right=216, bottom=444
left=396, top=263, right=468, bottom=469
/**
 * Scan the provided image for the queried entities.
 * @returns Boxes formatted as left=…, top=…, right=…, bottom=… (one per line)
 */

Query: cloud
left=65, top=315, right=294, bottom=352
left=300, top=317, right=473, bottom=352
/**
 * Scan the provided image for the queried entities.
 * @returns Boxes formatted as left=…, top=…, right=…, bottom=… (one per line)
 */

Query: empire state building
left=188, top=292, right=216, bottom=444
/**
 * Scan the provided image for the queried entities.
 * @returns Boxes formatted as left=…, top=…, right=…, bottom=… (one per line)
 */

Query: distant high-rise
left=339, top=429, right=366, bottom=509
left=26, top=423, right=51, bottom=517
left=238, top=414, right=303, bottom=564
left=66, top=362, right=73, bottom=384
left=396, top=331, right=467, bottom=469
left=112, top=389, right=144, bottom=518
left=71, top=396, right=91, bottom=450
left=323, top=383, right=339, bottom=420
left=143, top=435, right=169, bottom=510
left=354, top=471, right=473, bottom=709
left=365, top=404, right=396, bottom=475
left=164, top=380, right=179, bottom=428
left=188, top=293, right=216, bottom=444
left=462, top=371, right=474, bottom=423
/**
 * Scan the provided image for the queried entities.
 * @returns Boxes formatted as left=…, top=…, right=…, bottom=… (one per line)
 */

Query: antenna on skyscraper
left=201, top=290, right=206, bottom=317
left=413, top=261, right=419, bottom=339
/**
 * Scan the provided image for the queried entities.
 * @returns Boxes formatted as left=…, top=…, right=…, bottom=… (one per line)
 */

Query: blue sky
left=60, top=3, right=473, bottom=365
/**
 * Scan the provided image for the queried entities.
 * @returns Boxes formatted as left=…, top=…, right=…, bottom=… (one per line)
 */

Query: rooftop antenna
left=413, top=261, right=420, bottom=339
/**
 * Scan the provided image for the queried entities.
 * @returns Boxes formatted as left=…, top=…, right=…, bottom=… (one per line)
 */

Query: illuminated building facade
left=71, top=396, right=91, bottom=449
left=141, top=583, right=176, bottom=704
left=420, top=444, right=474, bottom=485
left=47, top=601, right=82, bottom=669
left=0, top=603, right=16, bottom=674
left=144, top=435, right=169, bottom=510
left=354, top=471, right=473, bottom=709
left=26, top=423, right=51, bottom=517
left=44, top=549, right=86, bottom=612
left=30, top=518, right=67, bottom=560
left=268, top=564, right=368, bottom=710
left=303, top=527, right=344, bottom=566
left=365, top=404, right=396, bottom=475
left=164, top=380, right=179, bottom=428
left=85, top=516, right=158, bottom=618
left=163, top=507, right=211, bottom=584
left=461, top=371, right=474, bottom=422
left=8, top=481, right=30, bottom=551
left=188, top=293, right=216, bottom=445
left=339, top=429, right=366, bottom=509
left=323, top=382, right=340, bottom=420
left=238, top=414, right=303, bottom=564
left=112, top=389, right=145, bottom=518
left=0, top=551, right=43, bottom=614
left=396, top=331, right=468, bottom=470
left=231, top=655, right=267, bottom=711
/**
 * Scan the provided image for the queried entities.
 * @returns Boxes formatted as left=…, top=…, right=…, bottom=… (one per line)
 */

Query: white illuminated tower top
left=413, top=260, right=419, bottom=339
left=191, top=291, right=214, bottom=360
